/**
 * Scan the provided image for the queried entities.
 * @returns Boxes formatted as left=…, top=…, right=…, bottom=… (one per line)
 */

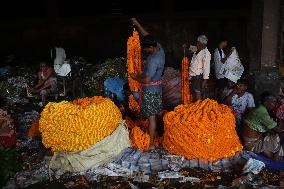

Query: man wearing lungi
left=130, top=18, right=165, bottom=150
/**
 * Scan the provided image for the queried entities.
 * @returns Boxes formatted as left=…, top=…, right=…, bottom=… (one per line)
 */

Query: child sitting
left=226, top=79, right=255, bottom=133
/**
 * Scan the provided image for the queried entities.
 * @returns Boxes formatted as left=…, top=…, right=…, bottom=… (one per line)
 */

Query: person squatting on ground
left=28, top=62, right=58, bottom=106
left=129, top=18, right=165, bottom=151
left=241, top=92, right=284, bottom=162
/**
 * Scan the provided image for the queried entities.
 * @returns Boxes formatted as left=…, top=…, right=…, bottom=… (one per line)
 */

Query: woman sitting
left=241, top=91, right=284, bottom=161
left=28, top=62, right=58, bottom=106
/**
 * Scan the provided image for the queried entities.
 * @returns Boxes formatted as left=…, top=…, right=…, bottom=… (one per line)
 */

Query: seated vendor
left=28, top=62, right=58, bottom=106
left=241, top=91, right=284, bottom=161
left=218, top=80, right=236, bottom=103
left=225, top=79, right=255, bottom=132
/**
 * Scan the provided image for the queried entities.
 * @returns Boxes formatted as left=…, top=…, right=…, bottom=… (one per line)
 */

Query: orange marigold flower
left=162, top=99, right=243, bottom=161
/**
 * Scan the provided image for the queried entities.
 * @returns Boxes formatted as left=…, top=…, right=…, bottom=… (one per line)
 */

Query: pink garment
left=276, top=104, right=284, bottom=120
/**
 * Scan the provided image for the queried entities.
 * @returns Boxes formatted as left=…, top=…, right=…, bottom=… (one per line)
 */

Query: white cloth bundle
left=219, top=47, right=244, bottom=83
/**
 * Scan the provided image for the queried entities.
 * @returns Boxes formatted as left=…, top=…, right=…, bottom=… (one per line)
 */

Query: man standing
left=189, top=35, right=211, bottom=101
left=214, top=39, right=228, bottom=96
left=130, top=18, right=165, bottom=150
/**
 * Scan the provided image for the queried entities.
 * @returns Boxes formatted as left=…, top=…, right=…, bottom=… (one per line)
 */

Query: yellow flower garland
left=163, top=99, right=243, bottom=161
left=39, top=96, right=122, bottom=152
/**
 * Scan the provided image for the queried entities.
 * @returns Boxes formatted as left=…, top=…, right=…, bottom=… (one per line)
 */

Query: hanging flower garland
left=181, top=57, right=191, bottom=104
left=129, top=94, right=140, bottom=114
left=127, top=30, right=142, bottom=112
left=163, top=99, right=243, bottom=161
left=39, top=97, right=122, bottom=152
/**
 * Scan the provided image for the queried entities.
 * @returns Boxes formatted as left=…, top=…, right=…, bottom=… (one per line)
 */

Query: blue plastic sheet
left=112, top=148, right=259, bottom=174
left=252, top=154, right=284, bottom=171
left=104, top=77, right=127, bottom=103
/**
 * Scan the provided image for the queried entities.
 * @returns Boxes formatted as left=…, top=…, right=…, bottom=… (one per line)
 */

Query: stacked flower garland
left=181, top=57, right=191, bottom=104
left=163, top=99, right=243, bottom=161
left=39, top=96, right=122, bottom=152
left=127, top=30, right=142, bottom=112
left=126, top=116, right=159, bottom=150
left=130, top=126, right=151, bottom=150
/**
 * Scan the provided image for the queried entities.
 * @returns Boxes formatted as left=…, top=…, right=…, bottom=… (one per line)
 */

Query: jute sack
left=49, top=121, right=130, bottom=172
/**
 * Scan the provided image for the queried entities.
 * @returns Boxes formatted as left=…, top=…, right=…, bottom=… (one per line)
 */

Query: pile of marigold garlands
left=39, top=96, right=122, bottom=152
left=163, top=99, right=243, bottom=161
left=127, top=30, right=142, bottom=113
left=126, top=116, right=159, bottom=150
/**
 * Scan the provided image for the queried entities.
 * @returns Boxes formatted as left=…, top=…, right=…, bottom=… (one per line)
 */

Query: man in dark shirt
left=130, top=18, right=165, bottom=150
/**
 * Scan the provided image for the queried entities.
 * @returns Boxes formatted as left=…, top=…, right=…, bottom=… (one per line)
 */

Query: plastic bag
left=242, top=158, right=265, bottom=174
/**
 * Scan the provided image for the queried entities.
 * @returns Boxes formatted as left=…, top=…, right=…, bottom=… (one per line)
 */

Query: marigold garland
left=128, top=94, right=140, bottom=114
left=181, top=57, right=191, bottom=104
left=126, top=116, right=159, bottom=150
left=39, top=96, right=122, bottom=152
left=127, top=30, right=142, bottom=92
left=129, top=126, right=159, bottom=151
left=162, top=99, right=243, bottom=161
left=130, top=126, right=150, bottom=150
left=28, top=119, right=40, bottom=138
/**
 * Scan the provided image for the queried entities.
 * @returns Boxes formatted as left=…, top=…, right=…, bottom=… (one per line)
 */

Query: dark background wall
left=0, top=0, right=251, bottom=69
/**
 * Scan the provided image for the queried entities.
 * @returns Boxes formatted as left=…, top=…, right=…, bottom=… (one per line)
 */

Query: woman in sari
left=241, top=91, right=284, bottom=161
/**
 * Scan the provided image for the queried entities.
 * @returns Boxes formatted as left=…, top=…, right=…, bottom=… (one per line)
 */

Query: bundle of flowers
left=127, top=30, right=142, bottom=92
left=128, top=94, right=140, bottom=114
left=127, top=30, right=142, bottom=112
left=39, top=96, right=122, bottom=152
left=181, top=57, right=191, bottom=104
left=163, top=99, right=243, bottom=161
left=126, top=116, right=159, bottom=151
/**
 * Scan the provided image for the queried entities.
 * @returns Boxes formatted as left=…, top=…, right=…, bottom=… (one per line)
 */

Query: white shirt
left=231, top=92, right=255, bottom=114
left=52, top=47, right=66, bottom=65
left=52, top=47, right=68, bottom=76
left=55, top=63, right=71, bottom=76
left=214, top=48, right=225, bottom=79
left=189, top=48, right=211, bottom=79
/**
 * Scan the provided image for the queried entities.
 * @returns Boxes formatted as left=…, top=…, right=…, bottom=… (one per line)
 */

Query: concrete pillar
left=261, top=0, right=280, bottom=68
left=247, top=0, right=263, bottom=71
left=250, top=0, right=280, bottom=103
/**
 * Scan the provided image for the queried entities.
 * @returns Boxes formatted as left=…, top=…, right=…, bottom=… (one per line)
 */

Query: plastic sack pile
left=163, top=99, right=243, bottom=161
left=39, top=96, right=122, bottom=152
